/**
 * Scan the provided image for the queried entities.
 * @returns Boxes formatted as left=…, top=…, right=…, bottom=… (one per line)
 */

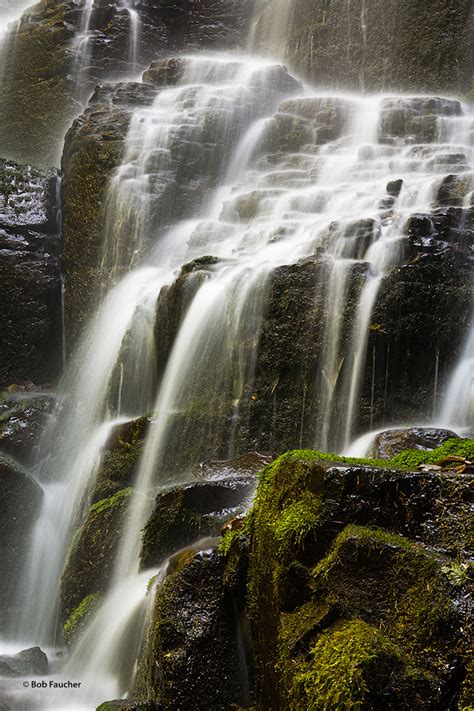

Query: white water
left=0, top=0, right=31, bottom=38
left=440, top=326, right=474, bottom=429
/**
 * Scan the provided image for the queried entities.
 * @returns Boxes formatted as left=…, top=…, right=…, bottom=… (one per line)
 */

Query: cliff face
left=288, top=0, right=474, bottom=93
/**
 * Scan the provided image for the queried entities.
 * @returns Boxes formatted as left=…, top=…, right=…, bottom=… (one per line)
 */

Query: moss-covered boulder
left=0, top=159, right=62, bottom=385
left=372, top=427, right=460, bottom=459
left=134, top=548, right=248, bottom=710
left=232, top=447, right=474, bottom=709
left=60, top=487, right=132, bottom=620
left=287, top=0, right=474, bottom=94
left=0, top=452, right=43, bottom=625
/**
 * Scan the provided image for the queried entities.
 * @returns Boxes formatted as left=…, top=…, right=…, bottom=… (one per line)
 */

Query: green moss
left=218, top=528, right=243, bottom=557
left=290, top=619, right=430, bottom=710
left=392, top=438, right=474, bottom=468
left=273, top=491, right=322, bottom=554
left=63, top=592, right=102, bottom=646
left=90, top=487, right=133, bottom=515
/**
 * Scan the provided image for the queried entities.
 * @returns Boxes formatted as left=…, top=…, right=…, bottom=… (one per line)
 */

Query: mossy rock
left=241, top=448, right=473, bottom=709
left=60, top=487, right=133, bottom=620
left=91, top=417, right=149, bottom=504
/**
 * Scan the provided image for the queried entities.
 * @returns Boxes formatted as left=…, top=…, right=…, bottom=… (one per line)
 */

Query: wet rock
left=0, top=388, right=55, bottom=465
left=140, top=473, right=257, bottom=569
left=97, top=702, right=161, bottom=711
left=134, top=549, right=247, bottom=710
left=0, top=454, right=43, bottom=626
left=364, top=249, right=471, bottom=431
left=261, top=97, right=353, bottom=154
left=142, top=58, right=186, bottom=87
left=0, top=160, right=62, bottom=386
left=437, top=173, right=473, bottom=208
left=372, top=428, right=460, bottom=459
left=288, top=1, right=473, bottom=94
left=61, top=94, right=132, bottom=348
left=386, top=178, right=403, bottom=197
left=192, top=451, right=273, bottom=480
left=0, top=647, right=48, bottom=678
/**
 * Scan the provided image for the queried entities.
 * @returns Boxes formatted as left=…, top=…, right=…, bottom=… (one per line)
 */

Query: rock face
left=0, top=453, right=43, bottom=626
left=287, top=0, right=474, bottom=93
left=134, top=548, right=248, bottom=710
left=0, top=160, right=62, bottom=386
left=239, top=449, right=473, bottom=709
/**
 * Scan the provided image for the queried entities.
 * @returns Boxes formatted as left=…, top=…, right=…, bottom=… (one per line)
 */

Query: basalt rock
left=140, top=473, right=257, bottom=569
left=0, top=160, right=62, bottom=386
left=363, top=248, right=471, bottom=431
left=60, top=487, right=132, bottom=621
left=0, top=453, right=43, bottom=626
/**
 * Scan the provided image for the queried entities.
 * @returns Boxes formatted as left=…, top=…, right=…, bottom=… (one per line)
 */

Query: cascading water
left=2, top=0, right=473, bottom=708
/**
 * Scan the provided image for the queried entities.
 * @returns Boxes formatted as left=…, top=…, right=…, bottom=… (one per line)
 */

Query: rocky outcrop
left=0, top=160, right=62, bottom=386
left=60, top=487, right=132, bottom=621
left=287, top=0, right=474, bottom=93
left=0, top=453, right=43, bottom=626
left=140, top=473, right=257, bottom=569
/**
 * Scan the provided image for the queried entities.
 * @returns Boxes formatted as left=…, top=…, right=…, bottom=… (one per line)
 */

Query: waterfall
left=440, top=326, right=474, bottom=430
left=1, top=0, right=473, bottom=707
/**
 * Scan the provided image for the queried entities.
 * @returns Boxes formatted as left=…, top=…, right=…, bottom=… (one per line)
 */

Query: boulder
left=239, top=448, right=473, bottom=709
left=0, top=647, right=48, bottom=678
left=372, top=427, right=460, bottom=459
left=192, top=451, right=273, bottom=480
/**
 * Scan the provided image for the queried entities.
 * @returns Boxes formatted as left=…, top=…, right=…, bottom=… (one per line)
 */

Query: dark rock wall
left=288, top=0, right=474, bottom=94
left=0, top=160, right=62, bottom=386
